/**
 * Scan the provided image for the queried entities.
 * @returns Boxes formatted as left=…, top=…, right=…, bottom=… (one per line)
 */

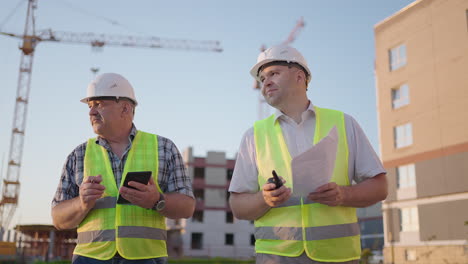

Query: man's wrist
left=152, top=193, right=166, bottom=211
left=338, top=185, right=348, bottom=206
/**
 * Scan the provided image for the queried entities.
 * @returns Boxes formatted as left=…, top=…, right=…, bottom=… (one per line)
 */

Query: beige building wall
left=375, top=0, right=468, bottom=164
left=416, top=151, right=468, bottom=197
left=374, top=0, right=468, bottom=263
left=419, top=200, right=468, bottom=241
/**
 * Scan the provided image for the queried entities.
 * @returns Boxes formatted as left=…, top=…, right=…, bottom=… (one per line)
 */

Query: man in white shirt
left=228, top=45, right=387, bottom=264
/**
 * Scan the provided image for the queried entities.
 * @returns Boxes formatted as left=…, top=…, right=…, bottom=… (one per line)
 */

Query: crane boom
left=0, top=0, right=222, bottom=230
left=282, top=17, right=305, bottom=46
left=2, top=29, right=222, bottom=52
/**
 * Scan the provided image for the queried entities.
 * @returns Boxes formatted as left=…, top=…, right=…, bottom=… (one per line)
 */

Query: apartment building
left=374, top=0, right=468, bottom=263
left=169, top=147, right=254, bottom=259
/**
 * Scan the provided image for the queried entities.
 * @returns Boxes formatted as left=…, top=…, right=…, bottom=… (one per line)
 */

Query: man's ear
left=296, top=69, right=305, bottom=84
left=121, top=103, right=130, bottom=116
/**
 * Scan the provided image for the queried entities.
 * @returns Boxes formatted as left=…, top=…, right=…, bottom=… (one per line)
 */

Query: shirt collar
left=95, top=123, right=138, bottom=147
left=273, top=100, right=316, bottom=122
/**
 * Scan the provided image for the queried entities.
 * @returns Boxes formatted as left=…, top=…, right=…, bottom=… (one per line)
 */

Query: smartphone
left=117, top=171, right=152, bottom=204
left=267, top=170, right=284, bottom=189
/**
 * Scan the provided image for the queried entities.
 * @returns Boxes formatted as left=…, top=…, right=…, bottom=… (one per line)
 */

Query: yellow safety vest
left=74, top=131, right=167, bottom=260
left=253, top=107, right=361, bottom=262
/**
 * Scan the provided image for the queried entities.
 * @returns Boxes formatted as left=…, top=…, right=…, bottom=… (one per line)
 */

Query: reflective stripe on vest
left=253, top=107, right=361, bottom=262
left=92, top=196, right=117, bottom=209
left=78, top=226, right=167, bottom=244
left=74, top=131, right=167, bottom=260
left=255, top=222, right=360, bottom=241
left=274, top=197, right=318, bottom=208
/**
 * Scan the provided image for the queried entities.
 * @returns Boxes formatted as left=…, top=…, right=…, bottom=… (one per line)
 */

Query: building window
left=192, top=210, right=204, bottom=223
left=194, top=167, right=205, bottom=180
left=394, top=123, right=413, bottom=148
left=227, top=169, right=234, bottom=181
left=397, top=164, right=416, bottom=189
left=389, top=44, right=407, bottom=71
left=226, top=211, right=234, bottom=223
left=191, top=233, right=203, bottom=249
left=392, top=84, right=410, bottom=109
left=194, top=189, right=205, bottom=201
left=250, top=234, right=256, bottom=246
left=400, top=207, right=419, bottom=232
left=225, top=233, right=234, bottom=245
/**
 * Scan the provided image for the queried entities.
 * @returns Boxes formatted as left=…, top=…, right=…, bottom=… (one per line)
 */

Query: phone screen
left=117, top=171, right=152, bottom=204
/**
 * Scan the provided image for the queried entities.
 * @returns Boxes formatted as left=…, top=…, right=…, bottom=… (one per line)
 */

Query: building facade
left=374, top=0, right=468, bottom=263
left=0, top=225, right=76, bottom=262
left=168, top=147, right=254, bottom=259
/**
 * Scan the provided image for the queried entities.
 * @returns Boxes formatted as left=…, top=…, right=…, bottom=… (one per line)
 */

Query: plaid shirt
left=52, top=125, right=193, bottom=207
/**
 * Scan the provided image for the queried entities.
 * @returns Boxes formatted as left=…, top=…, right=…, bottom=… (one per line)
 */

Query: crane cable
left=0, top=0, right=27, bottom=32
left=58, top=0, right=148, bottom=35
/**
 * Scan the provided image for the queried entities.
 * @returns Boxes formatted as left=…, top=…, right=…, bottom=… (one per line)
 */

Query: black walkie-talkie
left=267, top=170, right=284, bottom=189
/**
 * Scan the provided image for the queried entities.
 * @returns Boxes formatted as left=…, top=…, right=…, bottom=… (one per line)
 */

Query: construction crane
left=254, top=17, right=305, bottom=119
left=0, top=0, right=222, bottom=230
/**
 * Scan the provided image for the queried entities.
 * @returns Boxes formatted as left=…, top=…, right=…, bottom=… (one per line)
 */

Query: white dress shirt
left=229, top=102, right=386, bottom=193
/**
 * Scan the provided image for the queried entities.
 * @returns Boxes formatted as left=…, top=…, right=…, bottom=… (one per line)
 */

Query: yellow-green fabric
left=74, top=131, right=167, bottom=260
left=253, top=107, right=361, bottom=262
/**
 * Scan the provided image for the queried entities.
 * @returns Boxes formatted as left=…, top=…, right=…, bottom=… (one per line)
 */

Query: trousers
left=72, top=255, right=167, bottom=264
left=256, top=253, right=359, bottom=264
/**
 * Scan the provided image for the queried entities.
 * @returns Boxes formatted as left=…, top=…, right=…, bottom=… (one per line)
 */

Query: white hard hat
left=80, top=73, right=138, bottom=105
left=250, top=45, right=311, bottom=83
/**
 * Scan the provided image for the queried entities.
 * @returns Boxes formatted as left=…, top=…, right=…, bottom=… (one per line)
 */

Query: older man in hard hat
left=229, top=45, right=388, bottom=264
left=52, top=73, right=195, bottom=264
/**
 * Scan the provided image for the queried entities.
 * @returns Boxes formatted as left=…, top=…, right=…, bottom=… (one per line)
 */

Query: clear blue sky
left=0, top=0, right=414, bottom=227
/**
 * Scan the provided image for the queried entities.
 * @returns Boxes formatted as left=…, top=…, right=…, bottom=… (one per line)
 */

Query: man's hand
left=79, top=175, right=105, bottom=211
left=307, top=182, right=346, bottom=206
left=119, top=177, right=159, bottom=209
left=262, top=177, right=291, bottom=207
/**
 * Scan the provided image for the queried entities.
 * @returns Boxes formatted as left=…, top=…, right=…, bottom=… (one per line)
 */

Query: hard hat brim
left=250, top=58, right=278, bottom=81
left=250, top=59, right=312, bottom=83
left=80, top=96, right=138, bottom=106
